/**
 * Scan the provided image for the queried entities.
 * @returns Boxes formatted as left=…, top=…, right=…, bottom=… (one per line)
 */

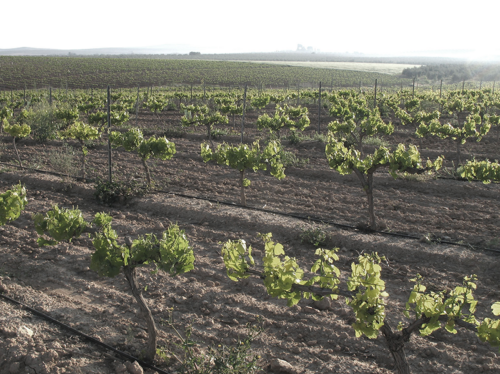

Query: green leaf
left=492, top=302, right=500, bottom=316
left=0, top=183, right=28, bottom=226
left=32, top=205, right=87, bottom=246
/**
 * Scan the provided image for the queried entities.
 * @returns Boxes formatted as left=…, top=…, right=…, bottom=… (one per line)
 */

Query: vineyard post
left=241, top=84, right=248, bottom=143
left=462, top=80, right=465, bottom=93
left=49, top=87, right=52, bottom=106
left=296, top=83, right=300, bottom=106
left=374, top=79, right=377, bottom=108
left=190, top=83, right=193, bottom=103
left=107, top=86, right=112, bottom=183
left=135, top=86, right=140, bottom=127
left=318, top=82, right=322, bottom=133
left=23, top=85, right=26, bottom=106
left=412, top=78, right=415, bottom=98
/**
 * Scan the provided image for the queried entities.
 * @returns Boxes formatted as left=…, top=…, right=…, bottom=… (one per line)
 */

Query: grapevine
left=326, top=91, right=443, bottom=229
left=110, top=128, right=176, bottom=187
left=3, top=121, right=31, bottom=168
left=0, top=182, right=28, bottom=226
left=201, top=140, right=285, bottom=206
left=221, top=233, right=500, bottom=374
left=59, top=121, right=100, bottom=179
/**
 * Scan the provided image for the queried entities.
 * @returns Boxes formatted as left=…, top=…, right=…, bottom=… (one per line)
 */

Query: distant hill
left=0, top=49, right=470, bottom=65
left=2, top=47, right=500, bottom=65
left=0, top=45, right=197, bottom=56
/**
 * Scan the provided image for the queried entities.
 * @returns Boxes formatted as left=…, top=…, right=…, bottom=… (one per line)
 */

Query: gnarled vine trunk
left=79, top=141, right=86, bottom=180
left=380, top=324, right=411, bottom=374
left=123, top=266, right=157, bottom=363
left=354, top=169, right=376, bottom=230
left=141, top=158, right=152, bottom=187
left=13, top=137, right=22, bottom=168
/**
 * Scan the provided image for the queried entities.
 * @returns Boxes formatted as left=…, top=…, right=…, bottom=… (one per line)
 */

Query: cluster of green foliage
left=300, top=225, right=327, bottom=247
left=325, top=90, right=444, bottom=229
left=221, top=232, right=500, bottom=374
left=94, top=179, right=150, bottom=204
left=110, top=128, right=176, bottom=186
left=222, top=233, right=341, bottom=306
left=33, top=205, right=87, bottom=246
left=181, top=104, right=229, bottom=140
left=30, top=204, right=195, bottom=363
left=3, top=119, right=31, bottom=167
left=59, top=121, right=100, bottom=179
left=0, top=183, right=28, bottom=226
left=201, top=140, right=285, bottom=206
left=256, top=104, right=310, bottom=139
left=415, top=90, right=500, bottom=165
left=459, top=159, right=500, bottom=183
left=91, top=213, right=194, bottom=278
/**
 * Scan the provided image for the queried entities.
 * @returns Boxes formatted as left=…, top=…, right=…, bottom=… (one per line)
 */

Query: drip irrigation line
left=2, top=161, right=499, bottom=254
left=0, top=162, right=89, bottom=182
left=0, top=292, right=171, bottom=374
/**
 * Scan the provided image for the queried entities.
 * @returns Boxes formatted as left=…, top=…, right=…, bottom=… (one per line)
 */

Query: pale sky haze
left=1, top=0, right=498, bottom=59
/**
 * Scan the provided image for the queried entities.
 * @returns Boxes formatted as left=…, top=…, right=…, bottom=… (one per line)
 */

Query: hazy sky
left=1, top=0, right=497, bottom=58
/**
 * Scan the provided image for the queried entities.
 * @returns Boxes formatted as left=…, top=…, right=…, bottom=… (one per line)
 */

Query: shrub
left=300, top=224, right=328, bottom=247
left=48, top=142, right=78, bottom=176
left=26, top=102, right=62, bottom=142
left=94, top=179, right=150, bottom=204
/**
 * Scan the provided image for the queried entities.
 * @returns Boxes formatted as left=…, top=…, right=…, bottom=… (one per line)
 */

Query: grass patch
left=363, top=136, right=389, bottom=147
left=279, top=149, right=309, bottom=168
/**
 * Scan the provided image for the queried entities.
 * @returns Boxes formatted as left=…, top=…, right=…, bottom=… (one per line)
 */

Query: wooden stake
left=241, top=84, right=248, bottom=144
left=135, top=86, right=140, bottom=127
left=318, top=82, right=322, bottom=133
left=107, top=86, right=112, bottom=183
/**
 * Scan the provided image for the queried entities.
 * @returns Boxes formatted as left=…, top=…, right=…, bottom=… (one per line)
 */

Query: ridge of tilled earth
left=0, top=171, right=499, bottom=374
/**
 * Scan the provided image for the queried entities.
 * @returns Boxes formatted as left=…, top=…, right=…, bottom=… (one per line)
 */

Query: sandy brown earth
left=0, top=106, right=499, bottom=374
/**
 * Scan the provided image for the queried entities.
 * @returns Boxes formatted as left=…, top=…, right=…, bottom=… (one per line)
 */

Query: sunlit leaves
left=459, top=159, right=500, bottom=184
left=0, top=183, right=28, bottom=226
left=33, top=205, right=87, bottom=247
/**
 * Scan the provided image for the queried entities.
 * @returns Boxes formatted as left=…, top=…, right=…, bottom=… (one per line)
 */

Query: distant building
left=189, top=51, right=201, bottom=55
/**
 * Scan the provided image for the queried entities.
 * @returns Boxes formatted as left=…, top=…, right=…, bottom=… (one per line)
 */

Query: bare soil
left=0, top=106, right=499, bottom=374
